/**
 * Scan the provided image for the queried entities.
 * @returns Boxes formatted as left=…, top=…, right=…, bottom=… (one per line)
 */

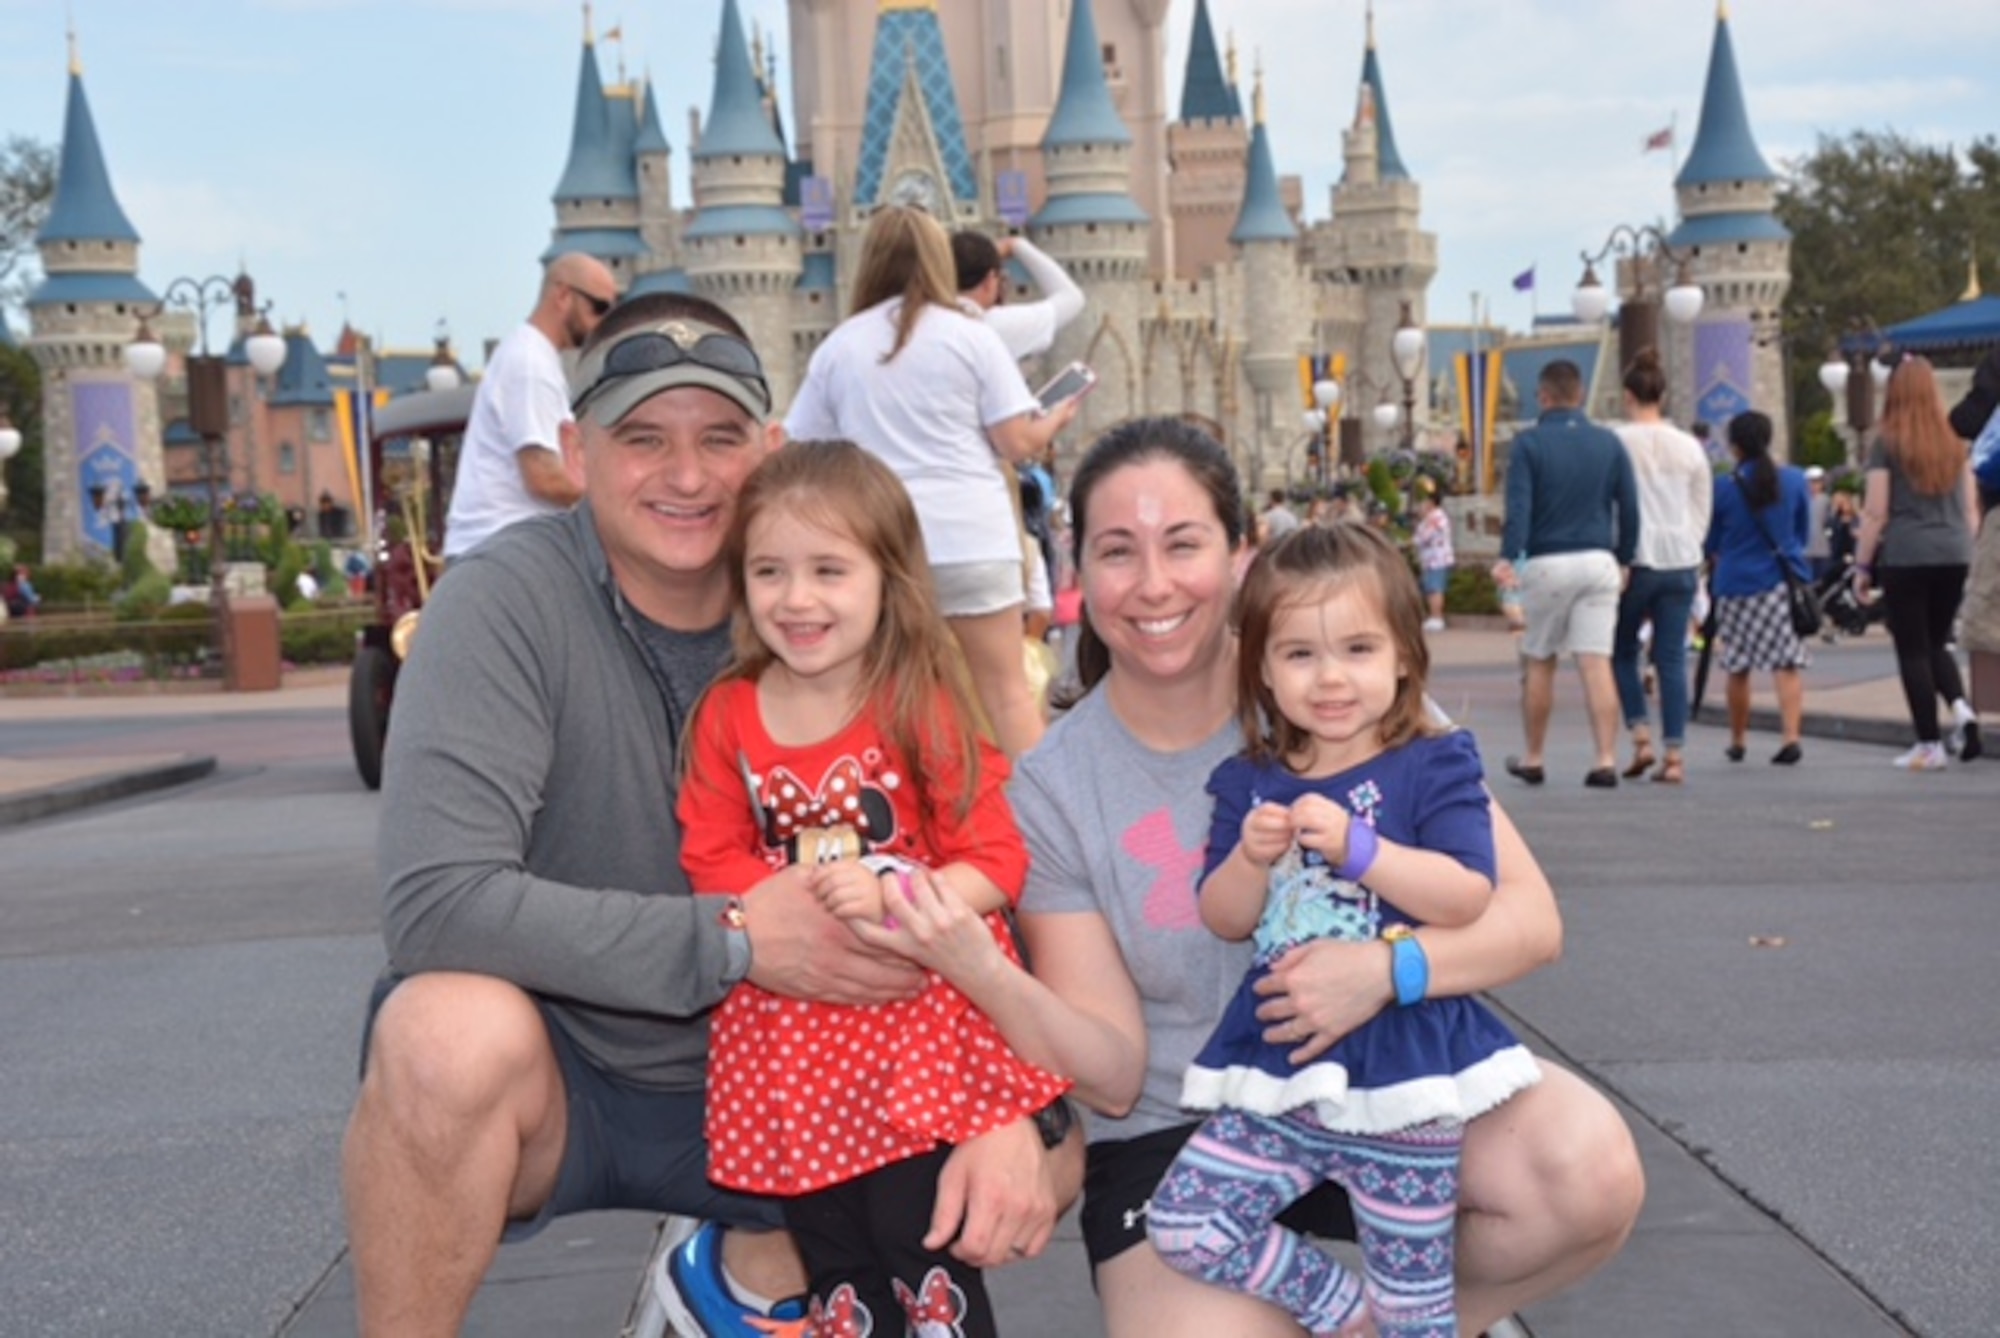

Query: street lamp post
left=1390, top=300, right=1426, bottom=451
left=426, top=320, right=462, bottom=393
left=0, top=406, right=22, bottom=516
left=1303, top=376, right=1342, bottom=486
left=1571, top=222, right=1705, bottom=378
left=125, top=276, right=287, bottom=674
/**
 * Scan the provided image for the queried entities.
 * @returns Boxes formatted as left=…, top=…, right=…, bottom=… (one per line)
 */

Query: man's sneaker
left=1891, top=742, right=1948, bottom=772
left=652, top=1221, right=808, bottom=1338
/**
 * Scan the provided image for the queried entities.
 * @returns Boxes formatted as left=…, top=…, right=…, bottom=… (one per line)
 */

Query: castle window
left=310, top=408, right=331, bottom=441
left=279, top=442, right=297, bottom=475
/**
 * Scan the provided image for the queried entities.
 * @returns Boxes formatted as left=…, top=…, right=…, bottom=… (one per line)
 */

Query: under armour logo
left=1123, top=1199, right=1151, bottom=1232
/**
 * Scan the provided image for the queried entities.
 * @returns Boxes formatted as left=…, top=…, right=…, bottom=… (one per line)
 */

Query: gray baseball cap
left=569, top=315, right=772, bottom=425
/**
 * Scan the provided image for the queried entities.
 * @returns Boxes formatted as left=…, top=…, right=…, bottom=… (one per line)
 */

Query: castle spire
left=1044, top=0, right=1131, bottom=148
left=38, top=57, right=140, bottom=244
left=635, top=73, right=670, bottom=155
left=1675, top=3, right=1775, bottom=185
left=1358, top=10, right=1409, bottom=181
left=1231, top=75, right=1295, bottom=245
left=1177, top=0, right=1240, bottom=123
left=697, top=0, right=785, bottom=158
left=551, top=29, right=632, bottom=200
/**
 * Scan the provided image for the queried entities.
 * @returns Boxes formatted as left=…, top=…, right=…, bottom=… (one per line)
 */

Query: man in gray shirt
left=343, top=292, right=1071, bottom=1335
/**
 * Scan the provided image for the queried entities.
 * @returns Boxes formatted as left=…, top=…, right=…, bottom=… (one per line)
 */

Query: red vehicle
left=348, top=384, right=474, bottom=789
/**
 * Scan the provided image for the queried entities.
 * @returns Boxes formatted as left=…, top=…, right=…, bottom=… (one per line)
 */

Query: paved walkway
left=1, top=633, right=1958, bottom=1334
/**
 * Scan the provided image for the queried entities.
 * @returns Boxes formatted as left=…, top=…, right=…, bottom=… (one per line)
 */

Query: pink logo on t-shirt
left=1124, top=807, right=1205, bottom=930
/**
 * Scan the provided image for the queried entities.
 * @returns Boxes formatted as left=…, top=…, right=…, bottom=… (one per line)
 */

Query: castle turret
left=27, top=35, right=161, bottom=563
left=633, top=76, right=678, bottom=265
left=1232, top=75, right=1308, bottom=491
left=1165, top=0, right=1247, bottom=280
left=684, top=0, right=803, bottom=400
left=851, top=0, right=978, bottom=220
left=1323, top=4, right=1435, bottom=455
left=1668, top=0, right=1791, bottom=445
left=1030, top=0, right=1149, bottom=431
left=547, top=20, right=646, bottom=285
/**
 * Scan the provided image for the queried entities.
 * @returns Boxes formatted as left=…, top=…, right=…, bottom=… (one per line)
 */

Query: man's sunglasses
left=574, top=328, right=771, bottom=413
left=567, top=284, right=613, bottom=318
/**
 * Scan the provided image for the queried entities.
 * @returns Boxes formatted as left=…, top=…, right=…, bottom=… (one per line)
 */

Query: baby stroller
left=1814, top=561, right=1883, bottom=641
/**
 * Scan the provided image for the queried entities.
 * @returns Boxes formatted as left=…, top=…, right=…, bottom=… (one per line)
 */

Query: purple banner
left=72, top=380, right=139, bottom=553
left=1693, top=318, right=1754, bottom=430
left=996, top=170, right=1030, bottom=228
left=800, top=175, right=835, bottom=232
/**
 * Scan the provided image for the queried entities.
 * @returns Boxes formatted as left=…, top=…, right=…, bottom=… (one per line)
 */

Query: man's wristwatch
left=1031, top=1096, right=1074, bottom=1149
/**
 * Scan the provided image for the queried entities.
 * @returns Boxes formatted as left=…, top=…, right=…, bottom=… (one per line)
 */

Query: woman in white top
left=786, top=206, right=1077, bottom=757
left=1611, top=348, right=1713, bottom=785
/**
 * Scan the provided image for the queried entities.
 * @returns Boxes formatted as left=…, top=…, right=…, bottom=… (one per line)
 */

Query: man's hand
left=925, top=1116, right=1069, bottom=1267
left=1490, top=557, right=1517, bottom=590
left=741, top=866, right=925, bottom=1006
left=806, top=860, right=888, bottom=925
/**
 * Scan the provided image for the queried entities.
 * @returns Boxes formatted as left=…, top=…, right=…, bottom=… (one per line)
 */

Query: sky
left=2, top=0, right=1996, bottom=370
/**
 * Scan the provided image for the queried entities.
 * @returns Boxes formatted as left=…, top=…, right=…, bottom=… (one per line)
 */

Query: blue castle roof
left=553, top=41, right=636, bottom=201
left=697, top=0, right=786, bottom=159
left=1231, top=120, right=1296, bottom=244
left=628, top=268, right=695, bottom=298
left=854, top=5, right=979, bottom=205
left=267, top=331, right=335, bottom=408
left=1675, top=11, right=1775, bottom=186
left=1666, top=210, right=1790, bottom=249
left=682, top=205, right=800, bottom=241
left=1031, top=193, right=1150, bottom=228
left=634, top=78, right=670, bottom=155
left=1044, top=0, right=1131, bottom=149
left=1178, top=0, right=1241, bottom=123
left=28, top=271, right=155, bottom=307
left=39, top=70, right=140, bottom=244
left=1360, top=39, right=1409, bottom=181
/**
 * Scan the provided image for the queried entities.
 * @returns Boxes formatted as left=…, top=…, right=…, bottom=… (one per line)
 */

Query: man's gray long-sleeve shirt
left=377, top=504, right=738, bottom=1090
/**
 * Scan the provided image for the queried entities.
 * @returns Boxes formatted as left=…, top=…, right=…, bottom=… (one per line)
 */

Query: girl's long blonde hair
left=847, top=205, right=962, bottom=362
left=704, top=438, right=985, bottom=817
left=1877, top=355, right=1963, bottom=496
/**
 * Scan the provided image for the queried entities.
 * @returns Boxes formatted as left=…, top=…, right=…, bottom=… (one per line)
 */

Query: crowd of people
left=339, top=226, right=1995, bottom=1336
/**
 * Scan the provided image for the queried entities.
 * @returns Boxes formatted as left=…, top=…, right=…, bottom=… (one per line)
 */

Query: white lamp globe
left=1372, top=401, right=1400, bottom=431
left=125, top=322, right=168, bottom=381
left=1312, top=379, right=1341, bottom=412
left=1663, top=280, right=1705, bottom=325
left=1818, top=358, right=1850, bottom=397
left=245, top=321, right=288, bottom=377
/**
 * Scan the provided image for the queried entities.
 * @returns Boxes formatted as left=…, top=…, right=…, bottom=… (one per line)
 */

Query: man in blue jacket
left=1493, top=359, right=1640, bottom=787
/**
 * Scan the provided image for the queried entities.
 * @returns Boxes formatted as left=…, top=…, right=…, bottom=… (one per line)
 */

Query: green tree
left=0, top=343, right=44, bottom=550
left=1777, top=130, right=2000, bottom=437
left=1, top=135, right=57, bottom=313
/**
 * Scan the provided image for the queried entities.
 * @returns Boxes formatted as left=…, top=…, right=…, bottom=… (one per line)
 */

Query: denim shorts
left=363, top=975, right=782, bottom=1243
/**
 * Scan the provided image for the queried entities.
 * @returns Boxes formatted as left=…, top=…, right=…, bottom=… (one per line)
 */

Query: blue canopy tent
left=1846, top=294, right=2000, bottom=359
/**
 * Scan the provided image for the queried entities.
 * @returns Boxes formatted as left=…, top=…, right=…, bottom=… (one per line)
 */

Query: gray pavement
left=2, top=631, right=1990, bottom=1335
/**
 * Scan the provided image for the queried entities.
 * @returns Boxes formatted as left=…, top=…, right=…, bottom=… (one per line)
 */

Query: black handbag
left=1733, top=474, right=1821, bottom=638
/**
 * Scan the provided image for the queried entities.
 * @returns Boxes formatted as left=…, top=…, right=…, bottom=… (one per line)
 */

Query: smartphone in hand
left=1036, top=362, right=1098, bottom=412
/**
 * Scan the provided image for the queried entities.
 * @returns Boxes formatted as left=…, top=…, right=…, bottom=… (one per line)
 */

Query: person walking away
left=677, top=441, right=1069, bottom=1337
left=1947, top=346, right=2000, bottom=727
left=786, top=206, right=1078, bottom=758
left=1854, top=355, right=1983, bottom=768
left=441, top=252, right=618, bottom=560
left=952, top=230, right=1086, bottom=362
left=1493, top=359, right=1640, bottom=788
left=1412, top=479, right=1454, bottom=630
left=1146, top=523, right=1540, bottom=1337
left=1704, top=410, right=1810, bottom=765
left=1803, top=467, right=1832, bottom=580
left=1611, top=348, right=1712, bottom=785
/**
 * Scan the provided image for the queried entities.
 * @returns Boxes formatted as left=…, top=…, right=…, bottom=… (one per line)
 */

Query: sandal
left=1621, top=745, right=1657, bottom=780
left=1652, top=756, right=1684, bottom=784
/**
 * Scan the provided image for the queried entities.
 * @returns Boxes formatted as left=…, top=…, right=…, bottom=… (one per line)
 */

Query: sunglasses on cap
left=566, top=284, right=613, bottom=318
left=571, top=322, right=772, bottom=417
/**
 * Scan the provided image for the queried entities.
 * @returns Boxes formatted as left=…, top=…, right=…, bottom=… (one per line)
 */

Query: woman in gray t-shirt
left=1855, top=356, right=1984, bottom=769
left=870, top=417, right=1643, bottom=1337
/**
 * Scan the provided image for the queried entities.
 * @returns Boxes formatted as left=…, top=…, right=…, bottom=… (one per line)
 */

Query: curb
left=0, top=756, right=218, bottom=829
left=1694, top=703, right=1911, bottom=749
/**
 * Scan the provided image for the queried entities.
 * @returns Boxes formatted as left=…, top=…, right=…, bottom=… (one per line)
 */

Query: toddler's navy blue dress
left=1181, top=731, right=1540, bottom=1133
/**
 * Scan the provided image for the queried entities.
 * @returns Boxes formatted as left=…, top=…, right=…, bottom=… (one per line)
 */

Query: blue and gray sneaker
left=653, top=1221, right=808, bottom=1338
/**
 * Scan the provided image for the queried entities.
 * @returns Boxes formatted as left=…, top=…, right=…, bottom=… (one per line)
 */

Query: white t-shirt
left=980, top=237, right=1085, bottom=361
left=1614, top=420, right=1712, bottom=571
left=785, top=299, right=1039, bottom=569
left=443, top=323, right=571, bottom=559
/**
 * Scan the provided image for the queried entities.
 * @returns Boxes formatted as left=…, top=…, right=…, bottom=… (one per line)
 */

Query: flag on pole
left=1643, top=125, right=1674, bottom=153
left=1511, top=266, right=1535, bottom=293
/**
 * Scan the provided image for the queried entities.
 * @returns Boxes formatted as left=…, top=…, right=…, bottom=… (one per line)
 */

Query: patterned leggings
left=1147, top=1107, right=1463, bottom=1338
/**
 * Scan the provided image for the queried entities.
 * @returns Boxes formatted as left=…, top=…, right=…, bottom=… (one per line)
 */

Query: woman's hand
left=849, top=867, right=1007, bottom=985
left=1252, top=937, right=1394, bottom=1064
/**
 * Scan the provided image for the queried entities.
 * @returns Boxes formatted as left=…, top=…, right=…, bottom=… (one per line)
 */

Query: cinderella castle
left=22, top=0, right=1791, bottom=561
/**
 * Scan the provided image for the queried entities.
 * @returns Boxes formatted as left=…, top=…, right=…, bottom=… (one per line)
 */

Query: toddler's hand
left=808, top=860, right=889, bottom=924
left=1238, top=802, right=1293, bottom=868
left=1288, top=794, right=1352, bottom=864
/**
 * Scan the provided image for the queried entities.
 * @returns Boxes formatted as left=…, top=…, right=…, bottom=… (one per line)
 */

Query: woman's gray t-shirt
left=1012, top=689, right=1251, bottom=1142
left=1867, top=438, right=1972, bottom=568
